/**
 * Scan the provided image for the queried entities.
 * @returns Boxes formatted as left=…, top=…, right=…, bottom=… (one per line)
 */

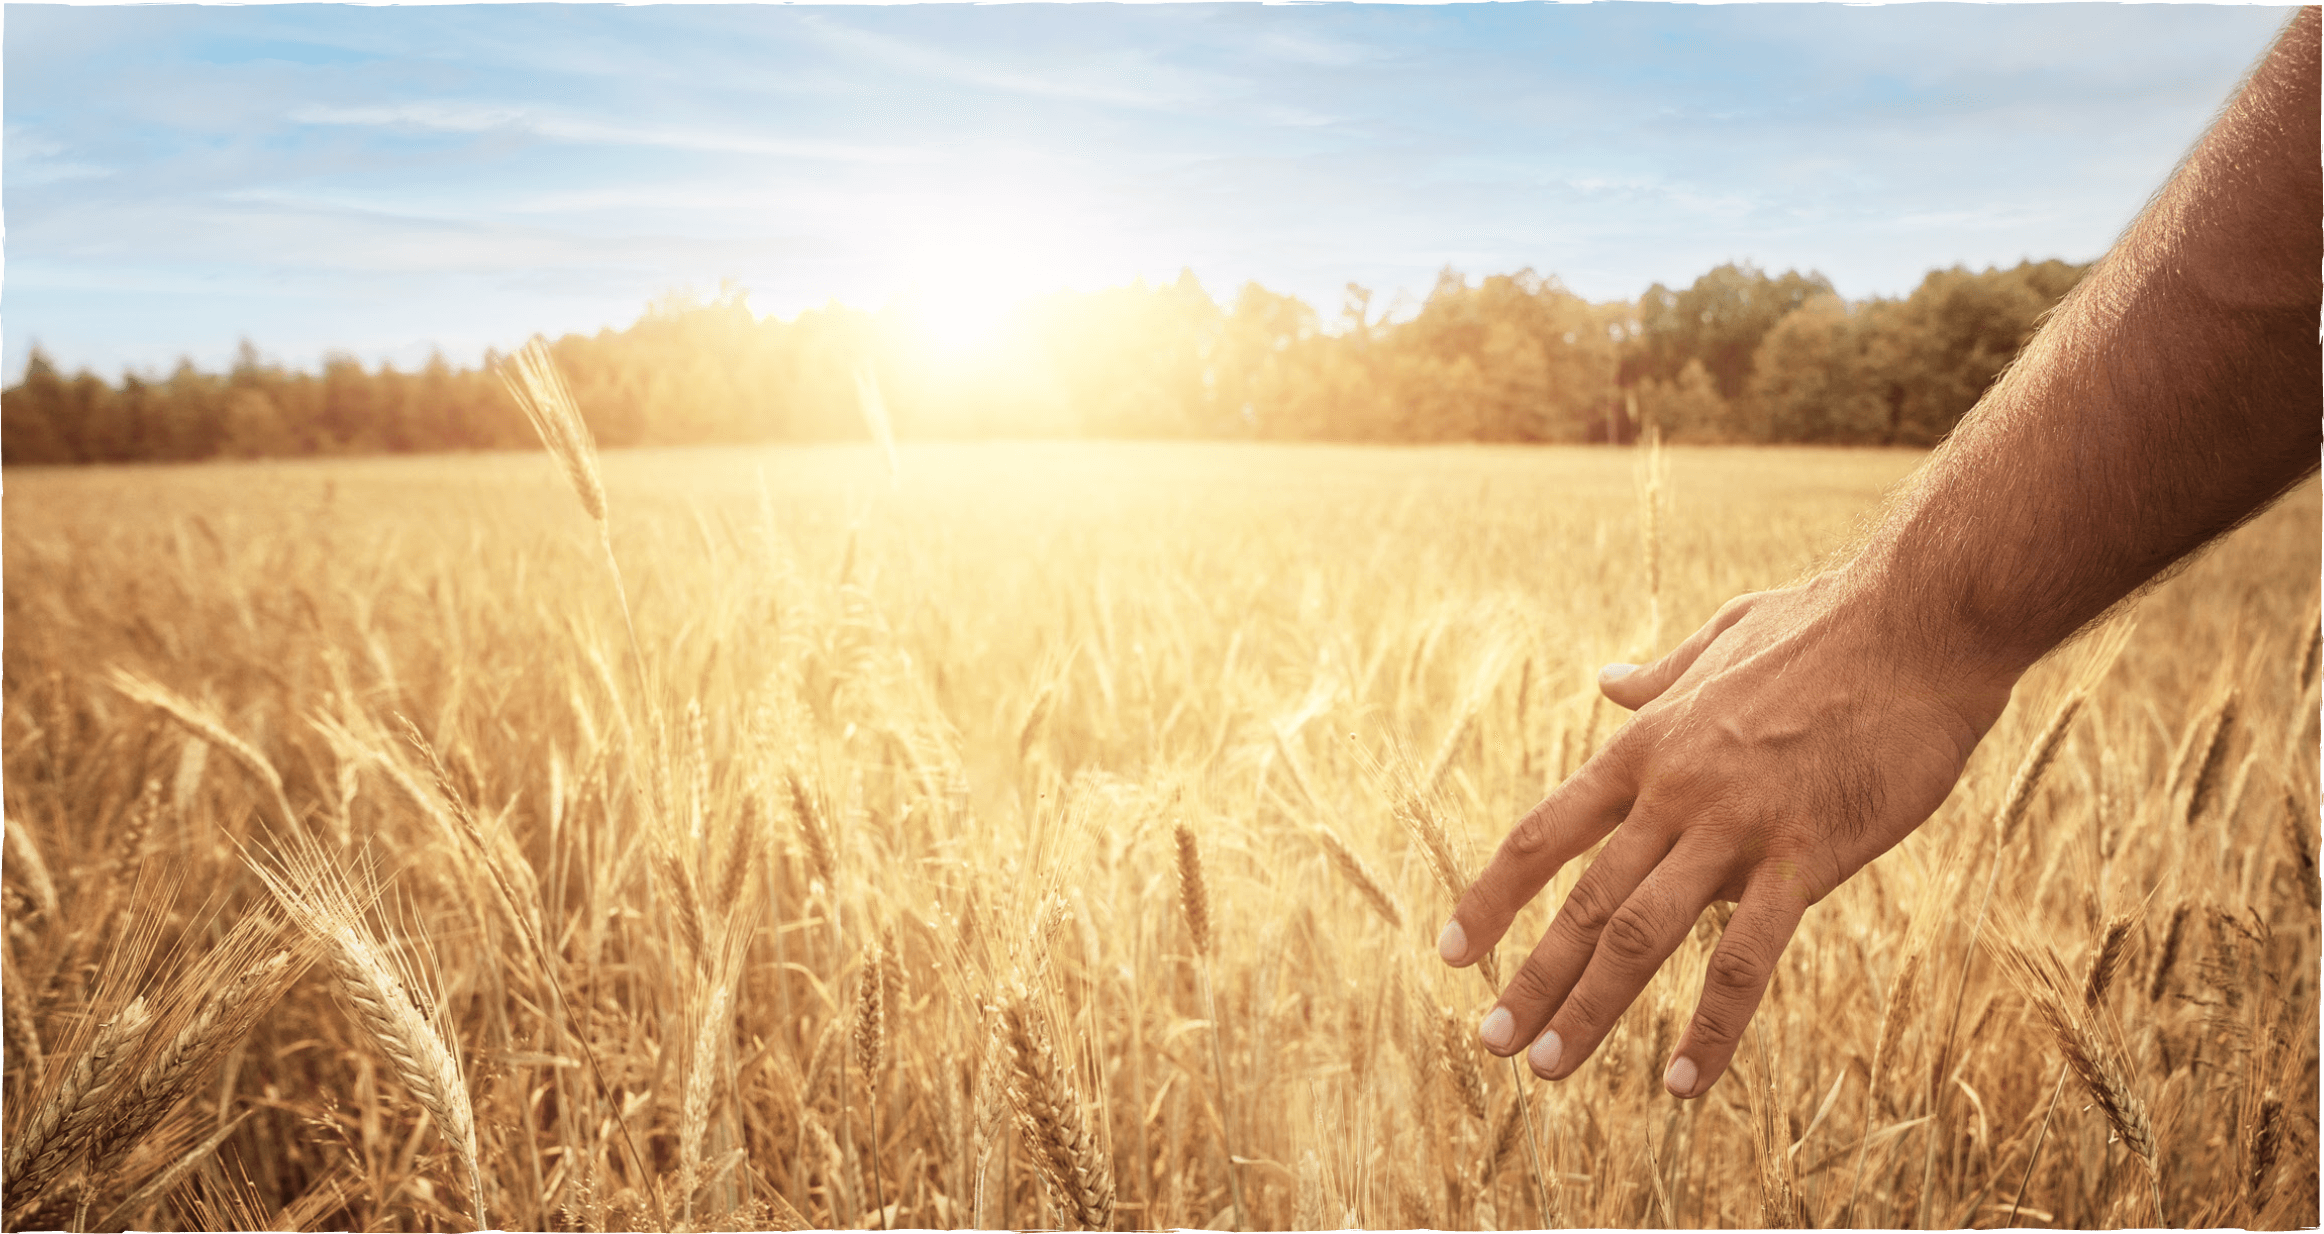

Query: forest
left=0, top=258, right=2087, bottom=464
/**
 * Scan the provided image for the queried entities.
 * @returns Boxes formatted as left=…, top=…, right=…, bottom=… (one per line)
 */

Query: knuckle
left=1598, top=906, right=1663, bottom=965
left=1704, top=942, right=1771, bottom=999
left=1501, top=958, right=1561, bottom=1012
left=1592, top=728, right=1650, bottom=779
left=1502, top=807, right=1554, bottom=861
left=1559, top=876, right=1621, bottom=935
left=1558, top=985, right=1616, bottom=1035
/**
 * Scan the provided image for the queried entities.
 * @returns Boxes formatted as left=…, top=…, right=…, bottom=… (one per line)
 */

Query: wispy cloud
left=289, top=102, right=926, bottom=164
left=3, top=127, right=115, bottom=186
left=794, top=15, right=1234, bottom=113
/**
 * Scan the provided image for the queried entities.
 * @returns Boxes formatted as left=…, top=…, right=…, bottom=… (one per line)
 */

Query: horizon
left=4, top=2, right=2292, bottom=382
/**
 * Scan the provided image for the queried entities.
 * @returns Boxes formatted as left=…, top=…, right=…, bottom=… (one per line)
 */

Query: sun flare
left=886, top=195, right=1121, bottom=364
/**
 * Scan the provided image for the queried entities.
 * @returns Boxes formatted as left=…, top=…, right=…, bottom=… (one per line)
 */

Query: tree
left=1623, top=263, right=1835, bottom=400
left=2, top=347, right=73, bottom=463
left=1742, top=294, right=1886, bottom=443
left=1861, top=260, right=2088, bottom=445
left=1638, top=358, right=1732, bottom=441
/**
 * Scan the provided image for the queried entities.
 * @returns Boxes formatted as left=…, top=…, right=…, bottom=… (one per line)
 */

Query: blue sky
left=2, top=3, right=2295, bottom=380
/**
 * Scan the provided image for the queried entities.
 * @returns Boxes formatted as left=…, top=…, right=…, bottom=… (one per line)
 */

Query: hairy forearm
left=1847, top=7, right=2321, bottom=684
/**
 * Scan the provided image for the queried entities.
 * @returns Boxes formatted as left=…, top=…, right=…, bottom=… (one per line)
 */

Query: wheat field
left=1, top=438, right=2315, bottom=1231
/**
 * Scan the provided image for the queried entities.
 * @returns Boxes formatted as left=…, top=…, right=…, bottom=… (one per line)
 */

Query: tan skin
left=1440, top=6, right=2321, bottom=1099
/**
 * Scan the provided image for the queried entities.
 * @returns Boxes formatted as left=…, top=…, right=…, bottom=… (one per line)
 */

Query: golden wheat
left=1, top=444, right=2312, bottom=1230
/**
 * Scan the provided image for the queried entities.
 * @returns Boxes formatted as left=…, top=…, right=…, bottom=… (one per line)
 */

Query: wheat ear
left=89, top=939, right=304, bottom=1179
left=2183, top=688, right=2240, bottom=827
left=789, top=771, right=838, bottom=887
left=1988, top=932, right=2161, bottom=1223
left=4, top=815, right=60, bottom=920
left=1438, top=1004, right=1488, bottom=1122
left=679, top=980, right=732, bottom=1222
left=1995, top=694, right=2083, bottom=846
left=2084, top=910, right=2140, bottom=1008
left=2148, top=901, right=2191, bottom=1002
left=248, top=838, right=485, bottom=1231
left=2, top=997, right=152, bottom=1216
left=2245, top=1092, right=2284, bottom=1213
left=854, top=944, right=890, bottom=1230
left=105, top=668, right=300, bottom=831
left=1312, top=824, right=1405, bottom=930
left=1174, top=822, right=1244, bottom=1226
left=2278, top=783, right=2320, bottom=909
left=999, top=992, right=1114, bottom=1231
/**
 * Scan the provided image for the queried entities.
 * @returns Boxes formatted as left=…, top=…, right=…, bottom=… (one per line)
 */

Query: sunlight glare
left=888, top=197, right=1118, bottom=365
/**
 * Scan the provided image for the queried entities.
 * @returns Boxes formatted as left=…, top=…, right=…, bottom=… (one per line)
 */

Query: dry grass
left=1, top=440, right=2315, bottom=1230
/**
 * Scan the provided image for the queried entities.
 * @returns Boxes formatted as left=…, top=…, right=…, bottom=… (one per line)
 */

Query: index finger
left=1440, top=752, right=1636, bottom=968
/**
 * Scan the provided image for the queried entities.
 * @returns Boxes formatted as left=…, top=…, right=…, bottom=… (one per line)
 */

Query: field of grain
left=2, top=439, right=2315, bottom=1231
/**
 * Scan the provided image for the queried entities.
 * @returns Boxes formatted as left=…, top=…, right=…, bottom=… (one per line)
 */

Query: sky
left=1, top=2, right=2297, bottom=381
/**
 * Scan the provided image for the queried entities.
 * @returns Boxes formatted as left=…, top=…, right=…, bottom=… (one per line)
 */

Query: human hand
left=1437, top=577, right=2017, bottom=1098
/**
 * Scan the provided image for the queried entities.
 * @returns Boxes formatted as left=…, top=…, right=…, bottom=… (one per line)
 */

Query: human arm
left=1438, top=6, right=2321, bottom=1099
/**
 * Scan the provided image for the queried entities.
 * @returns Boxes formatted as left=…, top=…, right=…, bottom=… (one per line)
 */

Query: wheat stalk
left=1921, top=628, right=2123, bottom=1226
left=1357, top=731, right=1559, bottom=1220
left=1843, top=945, right=1921, bottom=1225
left=93, top=1108, right=257, bottom=1230
left=4, top=947, right=45, bottom=1090
left=1638, top=423, right=1667, bottom=648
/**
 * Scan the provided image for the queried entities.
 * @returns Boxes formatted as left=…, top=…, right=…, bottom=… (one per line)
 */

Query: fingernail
left=1528, top=1029, right=1563, bottom=1076
left=1664, top=1055, right=1698, bottom=1097
left=1437, top=919, right=1467, bottom=964
left=1599, top=663, right=1637, bottom=685
left=1479, top=1007, right=1514, bottom=1052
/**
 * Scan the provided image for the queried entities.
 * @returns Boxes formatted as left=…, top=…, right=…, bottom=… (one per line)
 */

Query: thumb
left=1599, top=593, right=1759, bottom=710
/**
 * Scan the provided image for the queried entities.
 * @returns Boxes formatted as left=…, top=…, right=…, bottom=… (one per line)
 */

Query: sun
left=884, top=194, right=1117, bottom=364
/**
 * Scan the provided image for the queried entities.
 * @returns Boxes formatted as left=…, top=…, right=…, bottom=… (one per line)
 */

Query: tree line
left=1, top=258, right=2087, bottom=464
